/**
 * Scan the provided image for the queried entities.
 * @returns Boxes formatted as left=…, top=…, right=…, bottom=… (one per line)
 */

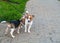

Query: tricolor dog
left=5, top=20, right=23, bottom=38
left=21, top=11, right=35, bottom=33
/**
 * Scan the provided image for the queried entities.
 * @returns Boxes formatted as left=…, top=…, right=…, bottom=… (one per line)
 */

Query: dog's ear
left=32, top=15, right=35, bottom=17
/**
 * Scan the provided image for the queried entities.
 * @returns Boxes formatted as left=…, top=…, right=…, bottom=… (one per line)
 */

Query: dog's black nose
left=28, top=20, right=30, bottom=22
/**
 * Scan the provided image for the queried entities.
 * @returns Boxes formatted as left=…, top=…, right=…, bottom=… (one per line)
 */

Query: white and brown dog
left=21, top=11, right=34, bottom=33
left=5, top=20, right=23, bottom=38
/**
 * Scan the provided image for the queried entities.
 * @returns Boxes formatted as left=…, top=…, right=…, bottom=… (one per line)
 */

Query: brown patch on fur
left=21, top=14, right=35, bottom=24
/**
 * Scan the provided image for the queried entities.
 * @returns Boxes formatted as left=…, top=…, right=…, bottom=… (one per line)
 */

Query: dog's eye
left=30, top=18, right=32, bottom=20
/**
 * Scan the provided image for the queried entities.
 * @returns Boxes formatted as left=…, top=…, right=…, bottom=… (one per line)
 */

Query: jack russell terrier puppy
left=5, top=20, right=23, bottom=38
left=21, top=11, right=35, bottom=33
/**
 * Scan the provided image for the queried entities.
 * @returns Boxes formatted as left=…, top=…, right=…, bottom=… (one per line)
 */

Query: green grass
left=0, top=0, right=28, bottom=22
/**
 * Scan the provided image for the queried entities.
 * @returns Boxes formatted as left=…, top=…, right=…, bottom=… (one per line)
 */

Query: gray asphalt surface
left=0, top=0, right=60, bottom=43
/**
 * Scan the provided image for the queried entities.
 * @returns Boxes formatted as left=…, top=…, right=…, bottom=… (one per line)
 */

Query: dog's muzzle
left=28, top=20, right=30, bottom=22
left=28, top=19, right=30, bottom=22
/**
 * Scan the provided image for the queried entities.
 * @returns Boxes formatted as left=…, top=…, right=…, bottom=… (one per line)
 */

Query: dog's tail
left=1, top=21, right=7, bottom=24
left=26, top=11, right=29, bottom=14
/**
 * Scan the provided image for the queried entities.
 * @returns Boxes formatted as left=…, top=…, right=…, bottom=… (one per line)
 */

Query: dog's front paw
left=25, top=30, right=27, bottom=32
left=12, top=36, right=15, bottom=38
left=28, top=31, right=31, bottom=33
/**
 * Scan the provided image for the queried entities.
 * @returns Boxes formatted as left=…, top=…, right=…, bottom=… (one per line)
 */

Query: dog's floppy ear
left=32, top=15, right=35, bottom=17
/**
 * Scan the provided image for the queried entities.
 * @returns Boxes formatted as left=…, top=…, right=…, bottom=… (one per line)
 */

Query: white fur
left=26, top=11, right=29, bottom=13
left=25, top=18, right=33, bottom=33
left=1, top=21, right=6, bottom=24
left=5, top=26, right=21, bottom=38
left=28, top=21, right=33, bottom=33
left=10, top=28, right=15, bottom=38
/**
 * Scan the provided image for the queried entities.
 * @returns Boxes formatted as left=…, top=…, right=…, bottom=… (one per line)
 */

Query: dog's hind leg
left=5, top=24, right=11, bottom=34
left=5, top=27, right=9, bottom=34
left=10, top=28, right=15, bottom=38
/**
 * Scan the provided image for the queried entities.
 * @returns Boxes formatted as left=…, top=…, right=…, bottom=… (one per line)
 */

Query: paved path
left=0, top=0, right=60, bottom=43
left=26, top=0, right=60, bottom=43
